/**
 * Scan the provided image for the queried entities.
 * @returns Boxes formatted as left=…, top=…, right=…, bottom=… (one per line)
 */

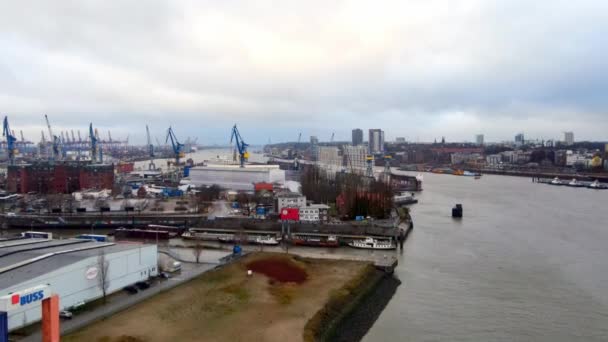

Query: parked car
left=159, top=272, right=171, bottom=279
left=59, top=310, right=73, bottom=319
left=123, top=285, right=138, bottom=294
left=135, top=281, right=150, bottom=290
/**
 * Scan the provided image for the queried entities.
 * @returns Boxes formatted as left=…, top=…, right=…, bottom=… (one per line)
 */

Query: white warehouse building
left=0, top=238, right=157, bottom=331
left=187, top=164, right=285, bottom=191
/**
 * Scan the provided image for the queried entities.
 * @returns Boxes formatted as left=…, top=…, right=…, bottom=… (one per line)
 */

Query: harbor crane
left=89, top=123, right=102, bottom=163
left=3, top=116, right=18, bottom=165
left=297, top=132, right=302, bottom=144
left=330, top=132, right=335, bottom=143
left=146, top=125, right=156, bottom=170
left=44, top=114, right=61, bottom=161
left=230, top=124, right=249, bottom=168
left=166, top=126, right=185, bottom=165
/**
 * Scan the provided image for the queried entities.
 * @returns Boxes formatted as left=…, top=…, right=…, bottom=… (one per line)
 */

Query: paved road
left=19, top=262, right=217, bottom=341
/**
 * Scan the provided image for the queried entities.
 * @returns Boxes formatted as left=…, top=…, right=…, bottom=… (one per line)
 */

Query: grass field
left=64, top=253, right=369, bottom=342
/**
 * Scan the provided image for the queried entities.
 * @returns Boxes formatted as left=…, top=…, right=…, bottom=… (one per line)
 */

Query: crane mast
left=146, top=125, right=156, bottom=170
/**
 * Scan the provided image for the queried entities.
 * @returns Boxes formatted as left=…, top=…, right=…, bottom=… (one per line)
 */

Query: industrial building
left=6, top=161, right=115, bottom=194
left=316, top=146, right=342, bottom=173
left=342, top=145, right=368, bottom=174
left=187, top=164, right=285, bottom=191
left=0, top=238, right=157, bottom=331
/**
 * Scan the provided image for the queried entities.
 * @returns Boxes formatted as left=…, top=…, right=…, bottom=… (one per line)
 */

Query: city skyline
left=1, top=1, right=607, bottom=144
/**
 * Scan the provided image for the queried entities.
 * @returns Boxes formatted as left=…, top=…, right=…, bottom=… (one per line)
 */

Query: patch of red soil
left=247, top=258, right=308, bottom=284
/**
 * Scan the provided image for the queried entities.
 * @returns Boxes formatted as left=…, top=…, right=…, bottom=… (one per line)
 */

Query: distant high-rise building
left=564, top=131, right=574, bottom=146
left=395, top=137, right=406, bottom=143
left=352, top=129, right=363, bottom=146
left=310, top=136, right=319, bottom=145
left=515, top=133, right=525, bottom=146
left=368, top=129, right=384, bottom=153
left=476, top=134, right=484, bottom=146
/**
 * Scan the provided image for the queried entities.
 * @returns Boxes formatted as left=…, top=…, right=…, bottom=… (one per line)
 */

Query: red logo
left=11, top=294, right=19, bottom=305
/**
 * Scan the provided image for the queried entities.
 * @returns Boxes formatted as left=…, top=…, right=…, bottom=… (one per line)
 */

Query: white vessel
left=348, top=237, right=396, bottom=250
left=550, top=177, right=563, bottom=185
left=568, top=178, right=584, bottom=187
left=587, top=180, right=608, bottom=189
left=251, top=235, right=280, bottom=246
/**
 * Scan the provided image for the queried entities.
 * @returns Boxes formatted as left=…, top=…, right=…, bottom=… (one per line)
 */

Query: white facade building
left=486, top=154, right=502, bottom=165
left=0, top=239, right=158, bottom=331
left=299, top=204, right=330, bottom=222
left=276, top=193, right=306, bottom=210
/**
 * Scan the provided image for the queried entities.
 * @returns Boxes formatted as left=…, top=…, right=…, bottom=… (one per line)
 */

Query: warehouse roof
left=0, top=239, right=153, bottom=289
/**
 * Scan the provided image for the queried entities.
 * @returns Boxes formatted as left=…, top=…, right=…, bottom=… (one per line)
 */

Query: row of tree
left=300, top=166, right=393, bottom=219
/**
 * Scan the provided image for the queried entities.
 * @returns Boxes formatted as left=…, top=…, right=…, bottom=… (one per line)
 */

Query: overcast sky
left=1, top=1, right=607, bottom=145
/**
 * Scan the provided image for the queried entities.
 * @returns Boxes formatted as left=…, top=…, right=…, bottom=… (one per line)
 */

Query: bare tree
left=192, top=242, right=204, bottom=263
left=98, top=250, right=110, bottom=303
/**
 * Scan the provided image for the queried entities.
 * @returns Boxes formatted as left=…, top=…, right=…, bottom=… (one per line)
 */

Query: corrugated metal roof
left=0, top=240, right=152, bottom=289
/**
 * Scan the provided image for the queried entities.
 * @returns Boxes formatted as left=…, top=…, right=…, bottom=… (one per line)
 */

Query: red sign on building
left=280, top=207, right=299, bottom=221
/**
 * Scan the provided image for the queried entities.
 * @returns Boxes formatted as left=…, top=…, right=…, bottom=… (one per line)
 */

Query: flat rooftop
left=0, top=238, right=154, bottom=289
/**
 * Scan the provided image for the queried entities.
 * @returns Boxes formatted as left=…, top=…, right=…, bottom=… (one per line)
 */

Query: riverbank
left=63, top=252, right=374, bottom=342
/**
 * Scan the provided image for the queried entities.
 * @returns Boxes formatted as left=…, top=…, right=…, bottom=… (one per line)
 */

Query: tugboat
left=567, top=178, right=585, bottom=187
left=587, top=180, right=608, bottom=190
left=452, top=204, right=463, bottom=218
left=348, top=237, right=396, bottom=250
left=550, top=177, right=564, bottom=185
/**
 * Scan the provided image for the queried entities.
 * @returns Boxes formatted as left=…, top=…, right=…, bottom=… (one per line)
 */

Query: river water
left=364, top=172, right=608, bottom=341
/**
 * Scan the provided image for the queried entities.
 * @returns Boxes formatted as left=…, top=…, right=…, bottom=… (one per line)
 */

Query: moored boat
left=567, top=178, right=585, bottom=187
left=348, top=237, right=396, bottom=250
left=251, top=235, right=280, bottom=246
left=587, top=180, right=608, bottom=189
left=550, top=177, right=564, bottom=185
left=292, top=235, right=339, bottom=247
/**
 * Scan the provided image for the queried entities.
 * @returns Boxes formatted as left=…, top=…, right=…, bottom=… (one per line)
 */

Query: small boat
left=251, top=235, right=280, bottom=246
left=587, top=180, right=608, bottom=190
left=348, top=237, right=396, bottom=250
left=217, top=235, right=237, bottom=243
left=393, top=193, right=418, bottom=205
left=567, top=178, right=585, bottom=187
left=181, top=230, right=222, bottom=241
left=292, top=235, right=339, bottom=247
left=474, top=175, right=482, bottom=180
left=550, top=177, right=564, bottom=185
left=452, top=204, right=463, bottom=218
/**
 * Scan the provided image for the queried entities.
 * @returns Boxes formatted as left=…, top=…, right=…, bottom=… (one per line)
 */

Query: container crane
left=44, top=114, right=61, bottom=161
left=3, top=116, right=18, bottom=165
left=230, top=124, right=249, bottom=168
left=166, top=126, right=184, bottom=165
left=330, top=132, right=335, bottom=143
left=146, top=125, right=156, bottom=170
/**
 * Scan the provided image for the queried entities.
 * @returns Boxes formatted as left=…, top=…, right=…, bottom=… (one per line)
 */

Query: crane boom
left=146, top=125, right=156, bottom=170
left=166, top=126, right=184, bottom=165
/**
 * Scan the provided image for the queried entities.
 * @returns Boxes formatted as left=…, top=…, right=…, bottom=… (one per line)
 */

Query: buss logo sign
left=0, top=285, right=50, bottom=312
left=12, top=290, right=45, bottom=306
